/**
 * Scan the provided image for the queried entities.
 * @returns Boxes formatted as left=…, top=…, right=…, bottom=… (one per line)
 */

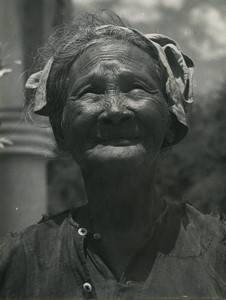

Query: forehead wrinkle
left=75, top=52, right=126, bottom=77
left=72, top=39, right=151, bottom=75
left=69, top=40, right=163, bottom=92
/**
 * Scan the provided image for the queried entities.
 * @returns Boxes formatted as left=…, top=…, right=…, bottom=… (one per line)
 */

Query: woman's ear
left=161, top=113, right=174, bottom=149
left=165, top=127, right=174, bottom=144
left=161, top=127, right=174, bottom=150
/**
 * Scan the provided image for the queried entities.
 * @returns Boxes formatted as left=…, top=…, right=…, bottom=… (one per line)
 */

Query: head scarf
left=25, top=25, right=194, bottom=145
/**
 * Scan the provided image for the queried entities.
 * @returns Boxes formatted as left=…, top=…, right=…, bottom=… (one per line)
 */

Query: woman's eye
left=69, top=86, right=103, bottom=100
left=123, top=84, right=146, bottom=93
left=131, top=84, right=145, bottom=91
left=78, top=84, right=105, bottom=97
left=125, top=84, right=159, bottom=95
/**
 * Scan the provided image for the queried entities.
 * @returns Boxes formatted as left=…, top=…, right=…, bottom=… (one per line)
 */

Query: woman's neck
left=76, top=162, right=165, bottom=278
left=78, top=162, right=163, bottom=234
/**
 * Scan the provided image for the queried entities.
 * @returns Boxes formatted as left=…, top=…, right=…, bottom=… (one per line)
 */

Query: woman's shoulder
left=0, top=210, right=72, bottom=297
left=0, top=210, right=71, bottom=264
left=184, top=202, right=226, bottom=242
left=166, top=201, right=226, bottom=259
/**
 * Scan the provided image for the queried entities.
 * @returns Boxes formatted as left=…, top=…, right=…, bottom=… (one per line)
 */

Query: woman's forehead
left=68, top=40, right=159, bottom=84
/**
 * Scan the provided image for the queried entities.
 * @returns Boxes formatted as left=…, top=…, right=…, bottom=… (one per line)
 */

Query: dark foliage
left=157, top=83, right=226, bottom=213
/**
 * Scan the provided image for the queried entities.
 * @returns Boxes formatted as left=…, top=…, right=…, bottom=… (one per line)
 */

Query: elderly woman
left=1, top=11, right=226, bottom=300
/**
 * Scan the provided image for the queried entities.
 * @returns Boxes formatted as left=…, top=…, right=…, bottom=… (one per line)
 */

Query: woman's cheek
left=128, top=94, right=168, bottom=125
left=133, top=98, right=168, bottom=148
left=62, top=98, right=101, bottom=128
left=63, top=100, right=103, bottom=152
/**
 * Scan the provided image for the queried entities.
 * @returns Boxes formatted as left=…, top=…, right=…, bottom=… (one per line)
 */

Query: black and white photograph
left=0, top=0, right=226, bottom=299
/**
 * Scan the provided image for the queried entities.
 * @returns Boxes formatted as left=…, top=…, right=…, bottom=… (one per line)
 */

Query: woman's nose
left=98, top=104, right=134, bottom=126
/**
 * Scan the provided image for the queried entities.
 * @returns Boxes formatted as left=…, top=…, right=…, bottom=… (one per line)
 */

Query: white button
left=78, top=228, right=87, bottom=236
left=93, top=233, right=101, bottom=240
left=83, top=282, right=92, bottom=293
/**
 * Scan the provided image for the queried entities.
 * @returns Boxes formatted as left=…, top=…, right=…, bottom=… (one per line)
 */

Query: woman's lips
left=91, top=126, right=145, bottom=146
left=97, top=137, right=142, bottom=146
left=93, top=133, right=143, bottom=146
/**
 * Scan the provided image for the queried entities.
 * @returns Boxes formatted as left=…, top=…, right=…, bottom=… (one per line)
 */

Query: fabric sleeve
left=0, top=233, right=27, bottom=298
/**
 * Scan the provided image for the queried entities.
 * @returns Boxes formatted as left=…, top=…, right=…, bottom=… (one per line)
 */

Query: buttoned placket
left=69, top=219, right=156, bottom=300
left=85, top=233, right=144, bottom=300
left=68, top=216, right=135, bottom=300
left=68, top=215, right=98, bottom=300
left=68, top=212, right=163, bottom=300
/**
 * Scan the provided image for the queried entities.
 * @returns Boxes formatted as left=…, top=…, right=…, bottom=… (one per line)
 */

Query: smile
left=96, top=137, right=142, bottom=146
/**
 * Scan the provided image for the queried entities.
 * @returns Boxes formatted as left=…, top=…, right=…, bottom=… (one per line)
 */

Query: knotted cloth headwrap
left=25, top=25, right=194, bottom=145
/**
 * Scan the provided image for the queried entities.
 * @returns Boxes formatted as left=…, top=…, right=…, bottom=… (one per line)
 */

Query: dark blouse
left=1, top=201, right=226, bottom=300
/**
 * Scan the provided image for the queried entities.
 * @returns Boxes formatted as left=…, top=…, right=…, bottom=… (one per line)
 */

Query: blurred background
left=0, top=0, right=225, bottom=237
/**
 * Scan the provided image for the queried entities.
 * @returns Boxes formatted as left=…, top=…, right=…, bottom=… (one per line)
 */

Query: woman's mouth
left=97, top=137, right=142, bottom=146
left=91, top=126, right=145, bottom=146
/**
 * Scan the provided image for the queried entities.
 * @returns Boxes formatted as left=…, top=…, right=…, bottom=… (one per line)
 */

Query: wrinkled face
left=62, top=40, right=169, bottom=170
